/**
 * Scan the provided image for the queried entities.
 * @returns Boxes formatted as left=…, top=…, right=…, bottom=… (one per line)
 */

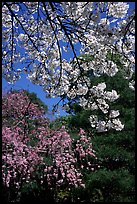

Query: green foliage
left=64, top=71, right=135, bottom=202
left=20, top=181, right=55, bottom=203
left=56, top=190, right=71, bottom=202
left=70, top=111, right=91, bottom=130
left=50, top=115, right=72, bottom=130
left=23, top=90, right=48, bottom=113
left=106, top=51, right=123, bottom=69
left=85, top=168, right=135, bottom=202
left=78, top=54, right=94, bottom=62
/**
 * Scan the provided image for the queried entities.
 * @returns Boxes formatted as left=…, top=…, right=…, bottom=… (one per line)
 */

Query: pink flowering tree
left=2, top=90, right=97, bottom=202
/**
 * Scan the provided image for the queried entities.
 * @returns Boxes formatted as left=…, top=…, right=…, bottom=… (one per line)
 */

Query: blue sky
left=2, top=75, right=70, bottom=120
left=2, top=2, right=135, bottom=120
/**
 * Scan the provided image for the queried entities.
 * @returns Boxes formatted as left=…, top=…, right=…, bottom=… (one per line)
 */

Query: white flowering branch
left=2, top=2, right=135, bottom=132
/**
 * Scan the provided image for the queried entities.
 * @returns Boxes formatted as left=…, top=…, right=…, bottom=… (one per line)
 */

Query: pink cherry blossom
left=2, top=90, right=97, bottom=201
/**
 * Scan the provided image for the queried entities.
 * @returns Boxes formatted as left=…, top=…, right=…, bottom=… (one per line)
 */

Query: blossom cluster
left=2, top=127, right=41, bottom=188
left=89, top=114, right=124, bottom=132
left=2, top=90, right=44, bottom=129
left=2, top=91, right=96, bottom=195
left=79, top=82, right=124, bottom=132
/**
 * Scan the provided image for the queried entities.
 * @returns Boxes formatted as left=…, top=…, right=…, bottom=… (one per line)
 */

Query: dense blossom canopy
left=2, top=2, right=135, bottom=131
left=2, top=91, right=97, bottom=197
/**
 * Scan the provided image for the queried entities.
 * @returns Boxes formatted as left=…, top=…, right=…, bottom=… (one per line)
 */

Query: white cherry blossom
left=109, top=110, right=120, bottom=118
left=2, top=2, right=135, bottom=132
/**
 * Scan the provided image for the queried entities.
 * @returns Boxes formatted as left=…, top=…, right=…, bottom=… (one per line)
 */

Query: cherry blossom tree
left=2, top=2, right=135, bottom=130
left=2, top=90, right=97, bottom=202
